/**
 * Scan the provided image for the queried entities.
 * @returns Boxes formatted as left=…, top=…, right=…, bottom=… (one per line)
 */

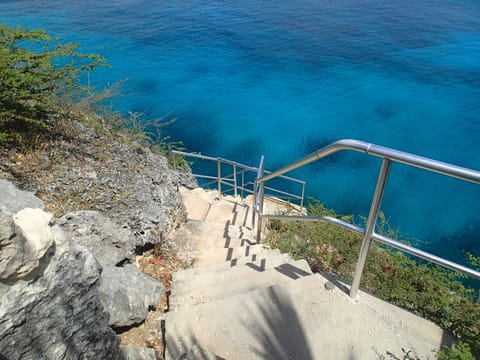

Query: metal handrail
left=171, top=150, right=307, bottom=206
left=254, top=139, right=480, bottom=298
left=259, top=139, right=480, bottom=184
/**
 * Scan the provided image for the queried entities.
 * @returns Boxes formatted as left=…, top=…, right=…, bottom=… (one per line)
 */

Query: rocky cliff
left=0, top=120, right=195, bottom=359
left=0, top=207, right=122, bottom=360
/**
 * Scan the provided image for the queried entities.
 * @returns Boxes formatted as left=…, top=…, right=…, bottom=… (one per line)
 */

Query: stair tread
left=192, top=244, right=280, bottom=267
left=169, top=259, right=312, bottom=309
left=170, top=255, right=295, bottom=296
left=172, top=253, right=293, bottom=282
left=173, top=220, right=256, bottom=249
left=204, top=200, right=251, bottom=226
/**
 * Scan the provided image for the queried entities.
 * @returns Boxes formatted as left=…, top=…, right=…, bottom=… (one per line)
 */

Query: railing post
left=252, top=155, right=265, bottom=232
left=350, top=158, right=392, bottom=298
left=217, top=159, right=222, bottom=197
left=252, top=180, right=258, bottom=228
left=256, top=182, right=265, bottom=242
left=300, top=182, right=306, bottom=209
left=241, top=170, right=245, bottom=198
left=233, top=164, right=237, bottom=197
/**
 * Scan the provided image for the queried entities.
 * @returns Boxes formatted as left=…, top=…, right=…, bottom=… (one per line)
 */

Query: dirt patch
left=117, top=247, right=188, bottom=359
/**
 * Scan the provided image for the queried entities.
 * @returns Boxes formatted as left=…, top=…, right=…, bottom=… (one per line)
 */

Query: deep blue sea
left=1, top=0, right=479, bottom=265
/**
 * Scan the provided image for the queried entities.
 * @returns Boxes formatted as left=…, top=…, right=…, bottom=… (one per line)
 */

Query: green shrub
left=0, top=24, right=106, bottom=147
left=437, top=342, right=475, bottom=360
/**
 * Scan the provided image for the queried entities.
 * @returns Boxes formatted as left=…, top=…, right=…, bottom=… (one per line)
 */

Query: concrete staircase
left=164, top=187, right=449, bottom=359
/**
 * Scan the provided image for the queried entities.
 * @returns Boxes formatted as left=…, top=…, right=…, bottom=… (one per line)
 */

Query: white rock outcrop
left=0, top=208, right=54, bottom=279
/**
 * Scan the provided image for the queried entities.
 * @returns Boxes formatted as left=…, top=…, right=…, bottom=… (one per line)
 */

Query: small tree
left=0, top=24, right=106, bottom=145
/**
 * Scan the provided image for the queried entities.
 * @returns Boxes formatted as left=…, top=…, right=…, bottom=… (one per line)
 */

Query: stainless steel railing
left=171, top=150, right=307, bottom=206
left=253, top=139, right=480, bottom=298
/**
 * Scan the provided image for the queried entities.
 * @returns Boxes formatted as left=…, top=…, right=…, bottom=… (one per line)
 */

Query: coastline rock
left=121, top=345, right=157, bottom=360
left=41, top=136, right=191, bottom=248
left=57, top=210, right=135, bottom=266
left=99, top=264, right=164, bottom=328
left=0, top=208, right=54, bottom=280
left=0, top=211, right=122, bottom=360
left=0, top=179, right=44, bottom=212
left=0, top=124, right=196, bottom=262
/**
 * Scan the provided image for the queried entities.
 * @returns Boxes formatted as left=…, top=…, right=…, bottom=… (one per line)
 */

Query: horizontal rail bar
left=263, top=186, right=303, bottom=201
left=260, top=214, right=480, bottom=280
left=172, top=150, right=259, bottom=172
left=263, top=170, right=307, bottom=185
left=261, top=214, right=365, bottom=234
left=372, top=233, right=480, bottom=280
left=172, top=150, right=217, bottom=162
left=258, top=139, right=480, bottom=184
left=188, top=174, right=219, bottom=181
left=173, top=150, right=307, bottom=185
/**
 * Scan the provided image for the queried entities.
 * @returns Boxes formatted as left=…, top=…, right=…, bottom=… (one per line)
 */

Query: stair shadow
left=225, top=200, right=250, bottom=228
left=242, top=285, right=361, bottom=360
left=318, top=271, right=351, bottom=296
left=273, top=262, right=311, bottom=280
left=245, top=258, right=267, bottom=272
left=242, top=286, right=315, bottom=360
left=223, top=220, right=232, bottom=248
left=222, top=220, right=255, bottom=249
left=167, top=333, right=226, bottom=360
left=227, top=253, right=260, bottom=268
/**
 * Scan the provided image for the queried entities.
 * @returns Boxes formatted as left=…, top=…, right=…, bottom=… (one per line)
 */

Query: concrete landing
left=166, top=273, right=447, bottom=360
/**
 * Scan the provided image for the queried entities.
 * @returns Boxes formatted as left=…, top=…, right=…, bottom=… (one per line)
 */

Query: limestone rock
left=121, top=345, right=157, bottom=360
left=0, top=222, right=122, bottom=360
left=57, top=210, right=135, bottom=266
left=99, top=264, right=164, bottom=328
left=0, top=208, right=54, bottom=280
left=0, top=179, right=44, bottom=212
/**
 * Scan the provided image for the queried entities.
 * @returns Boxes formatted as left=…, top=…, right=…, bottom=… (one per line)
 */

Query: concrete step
left=205, top=199, right=251, bottom=226
left=181, top=186, right=253, bottom=225
left=192, top=244, right=280, bottom=267
left=172, top=253, right=293, bottom=282
left=169, top=259, right=312, bottom=309
left=181, top=187, right=213, bottom=221
left=165, top=273, right=446, bottom=360
left=173, top=221, right=256, bottom=250
left=171, top=253, right=296, bottom=295
left=171, top=253, right=299, bottom=297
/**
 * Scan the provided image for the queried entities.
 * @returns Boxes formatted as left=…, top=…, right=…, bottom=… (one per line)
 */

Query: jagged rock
left=121, top=345, right=157, bottom=360
left=57, top=210, right=135, bottom=266
left=0, top=208, right=54, bottom=280
left=99, top=264, right=164, bottom=328
left=0, top=211, right=122, bottom=360
left=0, top=179, right=44, bottom=212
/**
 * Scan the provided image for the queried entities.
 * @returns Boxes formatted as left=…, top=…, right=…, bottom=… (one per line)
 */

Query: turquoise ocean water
left=1, top=0, right=479, bottom=264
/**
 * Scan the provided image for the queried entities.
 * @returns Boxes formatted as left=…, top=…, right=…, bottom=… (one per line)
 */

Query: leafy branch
left=0, top=24, right=107, bottom=146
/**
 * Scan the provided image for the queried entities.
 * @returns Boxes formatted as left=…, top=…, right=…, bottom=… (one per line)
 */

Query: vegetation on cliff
left=0, top=22, right=195, bottom=241
left=0, top=24, right=106, bottom=147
